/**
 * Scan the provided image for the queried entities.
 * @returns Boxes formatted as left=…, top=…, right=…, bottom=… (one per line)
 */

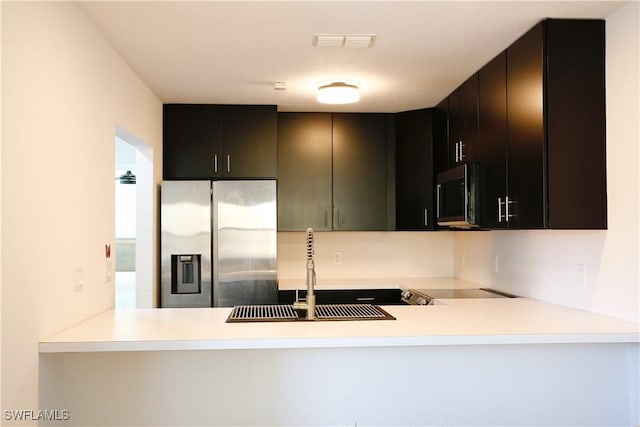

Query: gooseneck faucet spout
left=293, top=228, right=316, bottom=320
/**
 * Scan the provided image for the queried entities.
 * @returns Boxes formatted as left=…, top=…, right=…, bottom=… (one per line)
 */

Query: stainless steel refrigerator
left=160, top=180, right=277, bottom=308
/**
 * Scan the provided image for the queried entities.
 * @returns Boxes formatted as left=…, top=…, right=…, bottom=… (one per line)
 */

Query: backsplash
left=454, top=230, right=638, bottom=323
left=277, top=231, right=454, bottom=280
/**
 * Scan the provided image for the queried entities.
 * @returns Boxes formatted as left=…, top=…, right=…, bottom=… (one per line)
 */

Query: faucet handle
left=292, top=288, right=309, bottom=311
left=294, top=288, right=306, bottom=302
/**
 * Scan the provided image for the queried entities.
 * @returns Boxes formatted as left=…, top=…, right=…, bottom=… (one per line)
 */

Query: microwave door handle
left=436, top=184, right=441, bottom=219
left=464, top=186, right=469, bottom=222
left=464, top=167, right=469, bottom=222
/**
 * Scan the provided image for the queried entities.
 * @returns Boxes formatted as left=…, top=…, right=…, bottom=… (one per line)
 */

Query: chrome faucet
left=293, top=228, right=316, bottom=320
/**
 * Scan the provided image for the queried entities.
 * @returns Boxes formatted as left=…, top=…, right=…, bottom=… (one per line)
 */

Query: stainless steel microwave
left=436, top=163, right=480, bottom=228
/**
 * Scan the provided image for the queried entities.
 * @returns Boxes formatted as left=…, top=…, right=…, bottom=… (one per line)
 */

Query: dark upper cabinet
left=545, top=19, right=606, bottom=229
left=277, top=112, right=392, bottom=231
left=505, top=22, right=546, bottom=229
left=222, top=105, right=277, bottom=179
left=277, top=113, right=333, bottom=231
left=395, top=108, right=435, bottom=230
left=503, top=19, right=606, bottom=229
left=477, top=51, right=508, bottom=229
left=448, top=73, right=479, bottom=166
left=163, top=104, right=277, bottom=179
left=163, top=104, right=223, bottom=179
left=440, top=18, right=607, bottom=230
left=433, top=98, right=449, bottom=174
left=333, top=113, right=391, bottom=231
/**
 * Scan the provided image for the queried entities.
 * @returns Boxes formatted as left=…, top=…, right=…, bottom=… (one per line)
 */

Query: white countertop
left=40, top=297, right=640, bottom=353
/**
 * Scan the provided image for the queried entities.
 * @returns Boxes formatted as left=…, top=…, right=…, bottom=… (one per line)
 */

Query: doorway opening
left=115, top=125, right=153, bottom=308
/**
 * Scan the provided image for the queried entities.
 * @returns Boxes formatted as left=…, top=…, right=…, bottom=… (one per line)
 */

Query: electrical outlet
left=105, top=259, right=113, bottom=283
left=334, top=251, right=342, bottom=264
left=577, top=263, right=586, bottom=287
left=73, top=267, right=84, bottom=292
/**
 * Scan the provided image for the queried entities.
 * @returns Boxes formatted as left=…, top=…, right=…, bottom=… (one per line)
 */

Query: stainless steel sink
left=226, top=304, right=395, bottom=322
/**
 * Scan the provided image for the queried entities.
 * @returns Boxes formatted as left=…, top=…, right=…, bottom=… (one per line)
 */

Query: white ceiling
left=78, top=1, right=626, bottom=113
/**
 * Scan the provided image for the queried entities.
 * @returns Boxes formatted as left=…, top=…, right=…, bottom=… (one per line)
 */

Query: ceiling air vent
left=312, top=34, right=376, bottom=48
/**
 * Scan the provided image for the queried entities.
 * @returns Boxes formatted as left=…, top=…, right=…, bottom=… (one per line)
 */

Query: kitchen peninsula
left=39, top=281, right=639, bottom=426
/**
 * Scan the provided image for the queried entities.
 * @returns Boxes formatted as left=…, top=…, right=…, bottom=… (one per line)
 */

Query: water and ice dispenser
left=171, top=254, right=201, bottom=294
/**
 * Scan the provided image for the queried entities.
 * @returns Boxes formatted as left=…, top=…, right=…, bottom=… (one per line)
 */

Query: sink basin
left=226, top=304, right=395, bottom=323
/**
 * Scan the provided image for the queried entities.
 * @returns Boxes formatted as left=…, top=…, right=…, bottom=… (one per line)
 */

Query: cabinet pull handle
left=324, top=210, right=328, bottom=227
left=454, top=142, right=459, bottom=163
left=459, top=140, right=464, bottom=161
left=505, top=196, right=515, bottom=222
left=436, top=185, right=441, bottom=219
left=214, top=154, right=218, bottom=174
left=505, top=196, right=510, bottom=223
left=337, top=209, right=341, bottom=227
left=226, top=155, right=231, bottom=174
left=424, top=208, right=428, bottom=227
left=498, top=197, right=515, bottom=223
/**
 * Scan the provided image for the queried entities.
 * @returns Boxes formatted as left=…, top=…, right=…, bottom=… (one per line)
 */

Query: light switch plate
left=74, top=267, right=84, bottom=292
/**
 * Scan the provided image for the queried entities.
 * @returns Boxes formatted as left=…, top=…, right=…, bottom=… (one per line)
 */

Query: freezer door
left=161, top=181, right=213, bottom=307
left=214, top=181, right=277, bottom=307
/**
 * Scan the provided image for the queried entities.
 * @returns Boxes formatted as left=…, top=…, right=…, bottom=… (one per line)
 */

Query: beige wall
left=1, top=1, right=162, bottom=418
left=454, top=1, right=640, bottom=324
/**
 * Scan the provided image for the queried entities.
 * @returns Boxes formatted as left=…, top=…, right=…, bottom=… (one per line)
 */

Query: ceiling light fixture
left=116, top=170, right=136, bottom=185
left=317, top=81, right=360, bottom=104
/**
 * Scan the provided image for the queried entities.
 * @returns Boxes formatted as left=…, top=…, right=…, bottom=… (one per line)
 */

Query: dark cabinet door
left=163, top=104, right=223, bottom=179
left=277, top=290, right=334, bottom=304
left=477, top=51, right=508, bottom=229
left=222, top=105, right=277, bottom=178
left=506, top=22, right=546, bottom=229
left=163, top=104, right=277, bottom=180
left=277, top=113, right=333, bottom=231
left=332, top=289, right=403, bottom=305
left=332, top=113, right=389, bottom=231
left=395, top=108, right=435, bottom=230
left=545, top=19, right=606, bottom=229
left=448, top=73, right=479, bottom=166
left=433, top=98, right=449, bottom=174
